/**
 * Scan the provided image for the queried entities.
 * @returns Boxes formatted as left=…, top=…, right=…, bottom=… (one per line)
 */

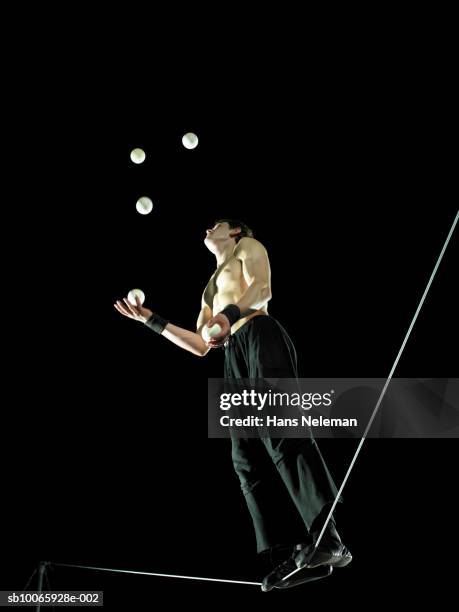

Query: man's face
left=204, top=222, right=239, bottom=251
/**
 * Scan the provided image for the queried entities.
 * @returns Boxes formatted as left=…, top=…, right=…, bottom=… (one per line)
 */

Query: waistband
left=223, top=313, right=270, bottom=349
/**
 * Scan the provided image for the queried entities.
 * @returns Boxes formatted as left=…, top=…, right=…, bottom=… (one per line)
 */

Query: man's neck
left=214, top=240, right=237, bottom=267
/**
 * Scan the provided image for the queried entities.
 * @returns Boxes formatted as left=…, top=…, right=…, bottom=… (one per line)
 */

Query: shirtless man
left=114, top=219, right=351, bottom=591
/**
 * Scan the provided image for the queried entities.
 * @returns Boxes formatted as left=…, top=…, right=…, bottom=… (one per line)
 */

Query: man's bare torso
left=203, top=241, right=269, bottom=334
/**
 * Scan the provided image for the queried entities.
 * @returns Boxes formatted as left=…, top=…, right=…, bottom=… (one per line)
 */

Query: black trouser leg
left=226, top=316, right=341, bottom=553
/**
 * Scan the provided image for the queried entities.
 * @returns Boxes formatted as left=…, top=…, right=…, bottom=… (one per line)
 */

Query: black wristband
left=144, top=313, right=169, bottom=334
left=220, top=304, right=241, bottom=327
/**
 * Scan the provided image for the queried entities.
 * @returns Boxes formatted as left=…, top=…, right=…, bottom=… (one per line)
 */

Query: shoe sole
left=275, top=565, right=333, bottom=589
left=298, top=548, right=353, bottom=569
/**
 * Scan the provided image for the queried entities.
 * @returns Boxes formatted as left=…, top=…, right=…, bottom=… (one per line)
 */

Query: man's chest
left=215, top=258, right=243, bottom=289
left=204, top=258, right=245, bottom=307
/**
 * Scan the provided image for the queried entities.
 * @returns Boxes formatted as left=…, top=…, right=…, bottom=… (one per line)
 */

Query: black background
left=2, top=47, right=458, bottom=608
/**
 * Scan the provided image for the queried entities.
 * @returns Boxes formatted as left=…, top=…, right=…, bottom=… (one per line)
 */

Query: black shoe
left=295, top=519, right=352, bottom=570
left=261, top=544, right=304, bottom=592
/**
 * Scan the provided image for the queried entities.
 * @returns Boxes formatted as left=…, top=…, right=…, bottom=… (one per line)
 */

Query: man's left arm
left=233, top=238, right=272, bottom=314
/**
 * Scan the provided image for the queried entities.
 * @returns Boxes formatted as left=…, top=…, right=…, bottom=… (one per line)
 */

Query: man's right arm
left=161, top=297, right=212, bottom=357
left=114, top=293, right=211, bottom=357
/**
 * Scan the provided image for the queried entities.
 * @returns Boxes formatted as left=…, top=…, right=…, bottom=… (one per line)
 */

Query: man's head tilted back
left=204, top=219, right=254, bottom=253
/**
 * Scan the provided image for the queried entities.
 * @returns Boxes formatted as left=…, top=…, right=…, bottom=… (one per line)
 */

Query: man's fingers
left=116, top=300, right=137, bottom=317
left=123, top=298, right=138, bottom=317
left=115, top=301, right=132, bottom=317
left=135, top=295, right=143, bottom=308
left=114, top=303, right=129, bottom=317
left=209, top=332, right=226, bottom=343
left=208, top=333, right=229, bottom=347
left=114, top=301, right=127, bottom=314
left=208, top=341, right=225, bottom=348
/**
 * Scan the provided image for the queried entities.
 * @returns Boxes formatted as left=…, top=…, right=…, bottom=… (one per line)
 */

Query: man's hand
left=204, top=313, right=231, bottom=348
left=114, top=295, right=153, bottom=323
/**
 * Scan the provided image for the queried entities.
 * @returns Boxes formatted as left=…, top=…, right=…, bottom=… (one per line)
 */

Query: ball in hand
left=128, top=288, right=145, bottom=306
left=202, top=323, right=222, bottom=342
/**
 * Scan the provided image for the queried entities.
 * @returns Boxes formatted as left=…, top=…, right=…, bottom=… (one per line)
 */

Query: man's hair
left=215, top=219, right=254, bottom=243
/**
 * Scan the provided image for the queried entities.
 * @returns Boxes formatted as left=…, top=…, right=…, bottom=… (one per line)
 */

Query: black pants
left=224, top=315, right=340, bottom=553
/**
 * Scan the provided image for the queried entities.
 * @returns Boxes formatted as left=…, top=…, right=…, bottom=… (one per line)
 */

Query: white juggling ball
left=202, top=323, right=222, bottom=342
left=182, top=132, right=199, bottom=149
left=128, top=289, right=145, bottom=306
left=136, top=197, right=153, bottom=215
left=130, top=148, right=146, bottom=164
